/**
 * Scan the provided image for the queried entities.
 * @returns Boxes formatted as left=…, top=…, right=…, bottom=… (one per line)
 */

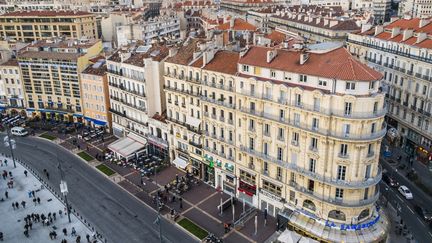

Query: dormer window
left=242, top=65, right=249, bottom=72
left=346, top=82, right=356, bottom=90
left=271, top=70, right=276, bottom=78
left=299, top=75, right=307, bottom=82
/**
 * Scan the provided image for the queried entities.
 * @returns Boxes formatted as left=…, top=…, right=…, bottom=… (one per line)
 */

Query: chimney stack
left=300, top=52, right=309, bottom=65
left=266, top=49, right=277, bottom=63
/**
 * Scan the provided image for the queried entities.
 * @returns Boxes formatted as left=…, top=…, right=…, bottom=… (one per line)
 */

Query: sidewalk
left=0, top=156, right=98, bottom=243
left=385, top=202, right=416, bottom=243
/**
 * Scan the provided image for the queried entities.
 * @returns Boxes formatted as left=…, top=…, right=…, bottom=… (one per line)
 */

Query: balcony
left=109, top=108, right=126, bottom=117
left=164, top=85, right=200, bottom=97
left=147, top=134, right=168, bottom=147
left=200, top=96, right=235, bottom=109
left=189, top=141, right=203, bottom=149
left=289, top=181, right=380, bottom=207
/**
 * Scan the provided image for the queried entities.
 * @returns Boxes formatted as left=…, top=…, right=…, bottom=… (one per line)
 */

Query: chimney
left=266, top=49, right=277, bottom=63
left=391, top=27, right=401, bottom=38
left=300, top=52, right=309, bottom=65
left=169, top=47, right=178, bottom=57
left=416, top=32, right=427, bottom=43
left=419, top=18, right=430, bottom=28
left=230, top=18, right=234, bottom=29
left=329, top=20, right=338, bottom=28
left=402, top=29, right=413, bottom=41
left=374, top=25, right=384, bottom=36
left=323, top=18, right=329, bottom=26
left=203, top=49, right=216, bottom=65
left=316, top=17, right=321, bottom=24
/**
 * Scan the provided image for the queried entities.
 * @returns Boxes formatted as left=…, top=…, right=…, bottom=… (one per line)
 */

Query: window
left=279, top=109, right=285, bottom=120
left=254, top=67, right=261, bottom=75
left=264, top=123, right=270, bottom=136
left=303, top=199, right=316, bottom=211
left=373, top=102, right=378, bottom=114
left=318, top=80, right=327, bottom=86
left=278, top=128, right=284, bottom=140
left=249, top=119, right=255, bottom=130
left=340, top=144, right=348, bottom=157
left=277, top=147, right=283, bottom=161
left=294, top=113, right=300, bottom=125
left=242, top=65, right=249, bottom=72
left=344, top=102, right=352, bottom=115
left=292, top=132, right=299, bottom=145
left=277, top=167, right=282, bottom=178
left=363, top=188, right=369, bottom=200
left=307, top=180, right=315, bottom=192
left=346, top=82, right=356, bottom=90
left=337, top=165, right=346, bottom=181
left=312, top=118, right=319, bottom=131
left=328, top=210, right=346, bottom=221
left=309, top=158, right=316, bottom=173
left=249, top=137, right=254, bottom=150
left=271, top=70, right=276, bottom=78
left=343, top=124, right=350, bottom=137
left=299, top=74, right=307, bottom=82
left=295, top=94, right=302, bottom=106
left=365, top=164, right=371, bottom=179
left=335, top=188, right=344, bottom=199
left=263, top=161, right=268, bottom=172
left=263, top=142, right=268, bottom=155
left=371, top=123, right=376, bottom=133
left=313, top=98, right=320, bottom=111
left=310, top=137, right=318, bottom=150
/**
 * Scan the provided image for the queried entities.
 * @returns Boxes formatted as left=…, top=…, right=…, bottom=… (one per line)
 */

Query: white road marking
left=407, top=206, right=415, bottom=214
left=417, top=217, right=426, bottom=227
left=429, top=232, right=432, bottom=238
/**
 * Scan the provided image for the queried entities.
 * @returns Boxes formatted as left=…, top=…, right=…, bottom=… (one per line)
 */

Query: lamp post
left=57, top=155, right=71, bottom=223
left=3, top=125, right=17, bottom=168
left=153, top=193, right=163, bottom=243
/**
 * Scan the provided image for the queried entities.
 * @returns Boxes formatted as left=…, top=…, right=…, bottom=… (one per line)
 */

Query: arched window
left=358, top=209, right=370, bottom=221
left=328, top=210, right=346, bottom=221
left=302, top=200, right=316, bottom=212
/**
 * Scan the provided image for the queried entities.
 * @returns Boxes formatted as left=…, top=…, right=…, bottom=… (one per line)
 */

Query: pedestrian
left=37, top=197, right=40, bottom=204
left=176, top=174, right=179, bottom=184
left=21, top=201, right=26, bottom=208
left=15, top=202, right=19, bottom=209
left=49, top=231, right=53, bottom=240
left=32, top=198, right=36, bottom=205
left=224, top=222, right=229, bottom=233
left=4, top=191, right=8, bottom=199
left=8, top=171, right=12, bottom=177
left=62, top=228, right=67, bottom=236
left=12, top=202, right=15, bottom=210
left=53, top=212, right=56, bottom=220
left=179, top=197, right=183, bottom=209
left=59, top=209, right=63, bottom=217
left=43, top=169, right=47, bottom=175
left=24, top=224, right=29, bottom=231
left=86, top=234, right=90, bottom=243
left=71, top=227, right=76, bottom=237
left=24, top=170, right=28, bottom=177
left=46, top=172, right=49, bottom=180
left=23, top=230, right=29, bottom=238
left=53, top=231, right=57, bottom=239
left=77, top=145, right=80, bottom=150
left=4, top=160, right=7, bottom=166
left=31, top=191, right=35, bottom=198
left=76, top=235, right=81, bottom=243
left=29, top=222, right=32, bottom=230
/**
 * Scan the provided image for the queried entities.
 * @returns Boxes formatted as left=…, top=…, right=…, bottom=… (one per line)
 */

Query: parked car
left=11, top=127, right=28, bottom=136
left=398, top=185, right=413, bottom=200
left=382, top=173, right=399, bottom=187
left=414, top=205, right=432, bottom=221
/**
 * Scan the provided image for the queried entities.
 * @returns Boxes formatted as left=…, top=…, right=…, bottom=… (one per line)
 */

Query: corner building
left=164, top=39, right=389, bottom=242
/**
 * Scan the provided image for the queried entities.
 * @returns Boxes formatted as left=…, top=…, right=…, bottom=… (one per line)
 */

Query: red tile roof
left=216, top=19, right=257, bottom=31
left=0, top=10, right=93, bottom=17
left=191, top=51, right=239, bottom=75
left=264, top=31, right=286, bottom=45
left=239, top=46, right=382, bottom=82
left=0, top=59, right=19, bottom=67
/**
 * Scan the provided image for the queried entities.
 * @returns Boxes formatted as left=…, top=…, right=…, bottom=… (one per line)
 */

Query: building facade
left=0, top=59, right=26, bottom=111
left=0, top=10, right=98, bottom=42
left=80, top=59, right=112, bottom=130
left=17, top=38, right=102, bottom=121
left=164, top=37, right=389, bottom=241
left=348, top=17, right=432, bottom=163
left=398, top=0, right=432, bottom=18
left=107, top=42, right=168, bottom=139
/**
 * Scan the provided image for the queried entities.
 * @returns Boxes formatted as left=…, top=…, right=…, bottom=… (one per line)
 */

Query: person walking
left=62, top=228, right=67, bottom=236
left=37, top=197, right=40, bottom=204
left=46, top=172, right=50, bottom=180
left=12, top=202, right=15, bottom=210
left=179, top=197, right=183, bottom=209
left=4, top=191, right=8, bottom=199
left=21, top=201, right=26, bottom=208
left=31, top=191, right=35, bottom=198
left=24, top=170, right=28, bottom=177
left=53, top=212, right=56, bottom=220
left=86, top=234, right=90, bottom=243
left=4, top=160, right=7, bottom=166
left=76, top=235, right=81, bottom=243
left=15, top=202, right=19, bottom=209
left=71, top=228, right=76, bottom=237
left=8, top=171, right=12, bottom=177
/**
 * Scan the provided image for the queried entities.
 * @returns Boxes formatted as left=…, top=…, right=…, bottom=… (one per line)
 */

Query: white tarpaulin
left=277, top=230, right=301, bottom=243
left=186, top=116, right=201, bottom=128
left=108, top=133, right=147, bottom=158
left=172, top=157, right=188, bottom=169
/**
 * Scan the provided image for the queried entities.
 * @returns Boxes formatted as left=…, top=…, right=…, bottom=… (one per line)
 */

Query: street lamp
left=57, top=155, right=71, bottom=223
left=153, top=193, right=163, bottom=243
left=3, top=126, right=17, bottom=168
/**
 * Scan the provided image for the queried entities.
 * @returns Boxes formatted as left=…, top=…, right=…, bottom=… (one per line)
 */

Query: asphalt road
left=0, top=135, right=196, bottom=243
left=380, top=160, right=432, bottom=243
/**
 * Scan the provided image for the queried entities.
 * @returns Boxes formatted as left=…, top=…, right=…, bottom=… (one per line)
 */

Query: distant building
left=0, top=59, right=26, bottom=112
left=398, top=0, right=432, bottom=18
left=372, top=0, right=392, bottom=24
left=17, top=38, right=103, bottom=121
left=0, top=10, right=98, bottom=42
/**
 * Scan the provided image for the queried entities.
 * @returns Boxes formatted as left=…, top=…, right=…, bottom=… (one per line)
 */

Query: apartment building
left=399, top=0, right=432, bottom=18
left=0, top=10, right=98, bottom=42
left=347, top=17, right=432, bottom=163
left=372, top=0, right=391, bottom=24
left=107, top=42, right=168, bottom=141
left=116, top=14, right=181, bottom=47
left=0, top=59, right=26, bottom=111
left=164, top=37, right=389, bottom=241
left=80, top=59, right=112, bottom=130
left=17, top=38, right=102, bottom=121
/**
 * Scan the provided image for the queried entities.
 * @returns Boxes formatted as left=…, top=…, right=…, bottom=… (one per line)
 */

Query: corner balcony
left=289, top=181, right=380, bottom=208
left=239, top=145, right=381, bottom=189
left=200, top=96, right=236, bottom=109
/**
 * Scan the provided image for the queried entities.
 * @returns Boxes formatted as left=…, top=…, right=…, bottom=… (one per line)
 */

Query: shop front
left=259, top=188, right=284, bottom=217
left=238, top=177, right=257, bottom=206
left=203, top=154, right=215, bottom=186
left=146, top=135, right=169, bottom=159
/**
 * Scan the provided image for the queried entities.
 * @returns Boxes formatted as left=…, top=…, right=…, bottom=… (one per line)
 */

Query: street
left=0, top=135, right=196, bottom=243
left=380, top=160, right=432, bottom=243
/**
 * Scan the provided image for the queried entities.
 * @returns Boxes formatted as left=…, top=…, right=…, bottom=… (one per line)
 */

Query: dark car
left=414, top=205, right=432, bottom=221
left=382, top=173, right=399, bottom=187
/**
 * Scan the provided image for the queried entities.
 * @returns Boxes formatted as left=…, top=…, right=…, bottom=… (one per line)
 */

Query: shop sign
left=325, top=215, right=381, bottom=231
left=216, top=159, right=222, bottom=167
left=260, top=189, right=282, bottom=202
left=204, top=154, right=214, bottom=168
left=224, top=162, right=234, bottom=172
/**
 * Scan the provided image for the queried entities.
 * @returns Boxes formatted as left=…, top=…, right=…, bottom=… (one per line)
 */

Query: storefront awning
left=108, top=133, right=147, bottom=158
left=85, top=116, right=107, bottom=126
left=186, top=116, right=201, bottom=128
left=278, top=230, right=302, bottom=243
left=172, top=157, right=188, bottom=169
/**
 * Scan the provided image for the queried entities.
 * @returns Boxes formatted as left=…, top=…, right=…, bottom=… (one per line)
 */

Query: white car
left=398, top=185, right=413, bottom=200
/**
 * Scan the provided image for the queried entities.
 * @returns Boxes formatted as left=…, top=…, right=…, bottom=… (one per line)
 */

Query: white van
left=11, top=127, right=28, bottom=136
